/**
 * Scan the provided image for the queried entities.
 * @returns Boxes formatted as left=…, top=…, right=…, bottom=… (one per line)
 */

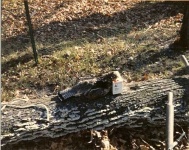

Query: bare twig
left=181, top=55, right=189, bottom=67
left=140, top=137, right=155, bottom=150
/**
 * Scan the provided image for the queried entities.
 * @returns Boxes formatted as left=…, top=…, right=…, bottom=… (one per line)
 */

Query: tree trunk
left=1, top=75, right=189, bottom=147
left=171, top=2, right=189, bottom=49
left=179, top=2, right=189, bottom=48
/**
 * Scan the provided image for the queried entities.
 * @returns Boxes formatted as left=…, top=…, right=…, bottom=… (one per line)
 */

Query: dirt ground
left=2, top=0, right=189, bottom=149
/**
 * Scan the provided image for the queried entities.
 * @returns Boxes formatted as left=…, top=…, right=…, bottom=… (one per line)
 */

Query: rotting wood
left=1, top=75, right=189, bottom=147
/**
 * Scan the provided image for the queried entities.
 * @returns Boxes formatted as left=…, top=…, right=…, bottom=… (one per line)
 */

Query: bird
left=58, top=71, right=118, bottom=101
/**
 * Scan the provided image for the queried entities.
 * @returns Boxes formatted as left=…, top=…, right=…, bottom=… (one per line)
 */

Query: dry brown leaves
left=2, top=126, right=188, bottom=150
left=2, top=0, right=139, bottom=40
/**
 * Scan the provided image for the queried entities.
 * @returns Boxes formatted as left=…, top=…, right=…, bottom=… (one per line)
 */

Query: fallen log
left=1, top=75, right=189, bottom=147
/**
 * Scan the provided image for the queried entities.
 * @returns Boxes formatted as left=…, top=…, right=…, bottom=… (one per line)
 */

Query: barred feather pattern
left=58, top=78, right=97, bottom=101
left=84, top=88, right=110, bottom=100
left=58, top=72, right=118, bottom=101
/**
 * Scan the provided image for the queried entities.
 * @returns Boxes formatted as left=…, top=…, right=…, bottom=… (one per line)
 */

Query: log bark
left=1, top=75, right=189, bottom=147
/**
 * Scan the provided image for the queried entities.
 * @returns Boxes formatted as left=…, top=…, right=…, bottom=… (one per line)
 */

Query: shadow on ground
left=2, top=2, right=183, bottom=56
left=2, top=1, right=185, bottom=73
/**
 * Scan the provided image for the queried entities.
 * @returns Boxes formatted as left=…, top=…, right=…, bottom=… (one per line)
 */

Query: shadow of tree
left=34, top=1, right=183, bottom=42
left=2, top=53, right=34, bottom=74
left=107, top=44, right=189, bottom=81
left=2, top=1, right=185, bottom=72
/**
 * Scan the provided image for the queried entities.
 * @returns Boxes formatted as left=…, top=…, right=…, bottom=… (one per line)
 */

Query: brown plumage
left=58, top=71, right=118, bottom=101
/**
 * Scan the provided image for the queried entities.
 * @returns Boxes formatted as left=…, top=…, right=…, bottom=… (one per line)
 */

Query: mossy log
left=1, top=75, right=189, bottom=147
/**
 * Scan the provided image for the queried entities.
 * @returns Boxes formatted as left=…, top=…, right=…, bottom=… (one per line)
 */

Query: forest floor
left=1, top=0, right=189, bottom=149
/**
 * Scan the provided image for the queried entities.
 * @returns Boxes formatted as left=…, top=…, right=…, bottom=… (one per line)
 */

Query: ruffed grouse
left=58, top=71, right=118, bottom=101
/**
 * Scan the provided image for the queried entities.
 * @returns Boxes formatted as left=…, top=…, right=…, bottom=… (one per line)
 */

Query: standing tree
left=171, top=2, right=189, bottom=49
left=24, top=0, right=38, bottom=64
left=179, top=2, right=189, bottom=48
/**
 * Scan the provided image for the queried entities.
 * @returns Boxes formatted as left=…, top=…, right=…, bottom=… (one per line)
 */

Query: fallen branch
left=1, top=75, right=189, bottom=147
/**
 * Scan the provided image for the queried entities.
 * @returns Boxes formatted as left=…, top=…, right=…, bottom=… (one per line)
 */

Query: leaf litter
left=2, top=0, right=189, bottom=149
